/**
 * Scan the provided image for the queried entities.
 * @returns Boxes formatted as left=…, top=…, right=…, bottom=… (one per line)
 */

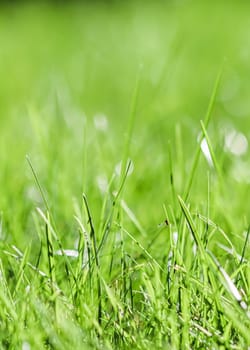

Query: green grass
left=1, top=1, right=250, bottom=348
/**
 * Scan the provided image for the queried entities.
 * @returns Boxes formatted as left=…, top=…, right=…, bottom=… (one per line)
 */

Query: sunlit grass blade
left=178, top=195, right=205, bottom=258
left=120, top=199, right=146, bottom=237
left=183, top=67, right=223, bottom=202
left=13, top=245, right=30, bottom=298
left=207, top=250, right=249, bottom=313
left=200, top=120, right=222, bottom=179
left=26, top=155, right=50, bottom=212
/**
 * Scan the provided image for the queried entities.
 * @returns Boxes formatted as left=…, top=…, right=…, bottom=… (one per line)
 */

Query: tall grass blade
left=183, top=68, right=223, bottom=202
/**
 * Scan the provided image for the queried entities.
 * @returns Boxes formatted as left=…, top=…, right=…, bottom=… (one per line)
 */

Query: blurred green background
left=0, top=0, right=250, bottom=248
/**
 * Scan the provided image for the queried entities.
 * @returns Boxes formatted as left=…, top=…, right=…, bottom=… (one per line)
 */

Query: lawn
left=1, top=1, right=250, bottom=349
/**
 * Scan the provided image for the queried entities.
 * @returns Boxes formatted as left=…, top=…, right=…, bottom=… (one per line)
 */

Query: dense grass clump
left=1, top=1, right=250, bottom=349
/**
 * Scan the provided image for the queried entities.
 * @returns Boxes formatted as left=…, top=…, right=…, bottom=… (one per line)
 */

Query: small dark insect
left=158, top=219, right=169, bottom=228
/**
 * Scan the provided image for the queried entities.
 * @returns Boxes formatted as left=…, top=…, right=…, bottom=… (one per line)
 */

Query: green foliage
left=1, top=1, right=250, bottom=348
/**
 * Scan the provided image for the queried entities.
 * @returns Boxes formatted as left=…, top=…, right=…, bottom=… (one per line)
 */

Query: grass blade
left=183, top=68, right=223, bottom=202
